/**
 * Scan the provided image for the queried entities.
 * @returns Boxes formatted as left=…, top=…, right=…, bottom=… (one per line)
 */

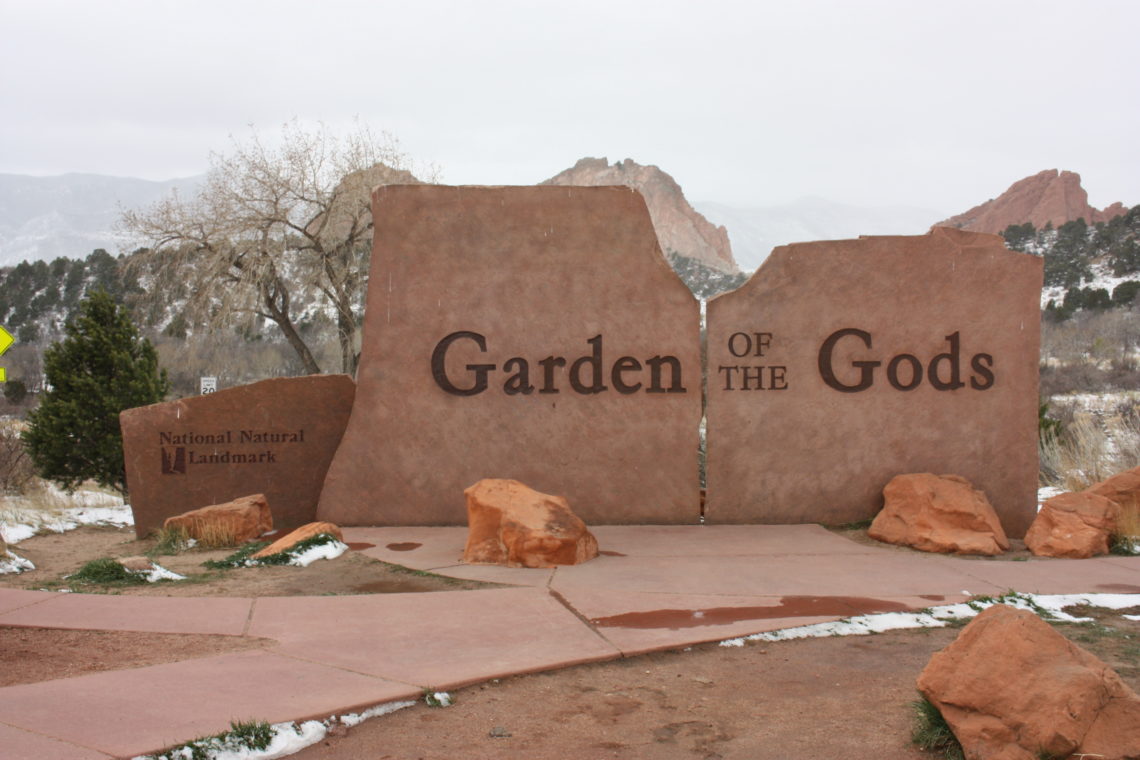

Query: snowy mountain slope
left=0, top=173, right=203, bottom=266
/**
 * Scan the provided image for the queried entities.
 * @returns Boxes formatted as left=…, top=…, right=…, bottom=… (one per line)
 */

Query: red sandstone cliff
left=936, top=169, right=1126, bottom=234
left=541, top=157, right=740, bottom=273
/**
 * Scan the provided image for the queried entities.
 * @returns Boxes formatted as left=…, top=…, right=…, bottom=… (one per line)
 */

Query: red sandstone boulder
left=918, top=605, right=1140, bottom=760
left=1025, top=491, right=1120, bottom=558
left=163, top=494, right=273, bottom=546
left=868, top=474, right=1009, bottom=555
left=1088, top=464, right=1140, bottom=511
left=251, top=521, right=344, bottom=559
left=463, top=479, right=599, bottom=568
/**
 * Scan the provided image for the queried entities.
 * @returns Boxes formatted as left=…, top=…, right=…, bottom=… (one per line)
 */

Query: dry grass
left=1039, top=409, right=1140, bottom=490
left=176, top=518, right=242, bottom=549
left=1115, top=497, right=1140, bottom=545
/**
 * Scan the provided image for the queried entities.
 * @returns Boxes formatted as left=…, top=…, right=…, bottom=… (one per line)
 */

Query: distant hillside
left=0, top=173, right=203, bottom=266
left=541, top=157, right=739, bottom=274
left=937, top=169, right=1127, bottom=235
left=696, top=198, right=942, bottom=271
left=1002, top=205, right=1140, bottom=317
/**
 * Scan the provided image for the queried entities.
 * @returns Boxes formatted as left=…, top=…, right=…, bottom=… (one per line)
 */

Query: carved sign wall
left=316, top=185, right=703, bottom=525
left=120, top=190, right=1043, bottom=537
left=704, top=228, right=1043, bottom=536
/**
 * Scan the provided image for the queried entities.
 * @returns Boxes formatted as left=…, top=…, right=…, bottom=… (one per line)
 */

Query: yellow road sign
left=0, top=325, right=13, bottom=383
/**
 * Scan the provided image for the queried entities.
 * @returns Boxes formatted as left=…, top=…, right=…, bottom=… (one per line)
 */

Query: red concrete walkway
left=2, top=525, right=1138, bottom=759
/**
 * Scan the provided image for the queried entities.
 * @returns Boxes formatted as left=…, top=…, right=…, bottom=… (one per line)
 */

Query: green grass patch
left=202, top=541, right=270, bottom=569
left=145, top=719, right=275, bottom=760
left=1109, top=534, right=1139, bottom=556
left=69, top=558, right=147, bottom=586
left=911, top=696, right=963, bottom=760
left=148, top=525, right=191, bottom=557
left=202, top=533, right=342, bottom=569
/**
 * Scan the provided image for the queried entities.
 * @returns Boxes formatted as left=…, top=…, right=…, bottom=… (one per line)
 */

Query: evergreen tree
left=23, top=290, right=168, bottom=495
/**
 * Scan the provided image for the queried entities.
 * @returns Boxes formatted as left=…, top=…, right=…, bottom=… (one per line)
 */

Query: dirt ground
left=0, top=524, right=493, bottom=596
left=1, top=526, right=1138, bottom=759
left=290, top=612, right=1140, bottom=760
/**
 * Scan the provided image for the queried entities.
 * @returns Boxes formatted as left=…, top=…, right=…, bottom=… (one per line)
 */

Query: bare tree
left=121, top=121, right=429, bottom=375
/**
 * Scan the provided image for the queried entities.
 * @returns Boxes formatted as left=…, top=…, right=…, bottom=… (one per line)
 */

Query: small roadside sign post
left=200, top=376, right=218, bottom=395
left=0, top=325, right=14, bottom=383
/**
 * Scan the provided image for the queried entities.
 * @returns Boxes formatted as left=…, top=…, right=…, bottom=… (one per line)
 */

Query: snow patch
left=0, top=549, right=34, bottom=574
left=718, top=593, right=1140, bottom=647
left=0, top=487, right=132, bottom=545
left=287, top=540, right=348, bottom=567
left=142, top=563, right=185, bottom=583
left=337, top=699, right=416, bottom=727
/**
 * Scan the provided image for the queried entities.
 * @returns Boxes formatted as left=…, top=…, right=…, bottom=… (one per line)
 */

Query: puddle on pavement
left=385, top=542, right=423, bottom=552
left=346, top=542, right=376, bottom=551
left=590, top=596, right=911, bottom=630
left=1095, top=583, right=1140, bottom=593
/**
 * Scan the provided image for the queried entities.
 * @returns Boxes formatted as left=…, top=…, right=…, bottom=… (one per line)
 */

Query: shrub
left=69, top=557, right=147, bottom=585
left=3, top=380, right=27, bottom=404
left=0, top=422, right=36, bottom=494
left=22, top=290, right=168, bottom=494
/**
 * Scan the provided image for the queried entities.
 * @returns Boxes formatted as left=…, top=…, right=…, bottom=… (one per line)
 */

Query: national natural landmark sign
left=121, top=375, right=355, bottom=537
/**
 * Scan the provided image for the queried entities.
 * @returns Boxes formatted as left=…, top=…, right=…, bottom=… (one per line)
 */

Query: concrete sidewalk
left=2, top=525, right=1138, bottom=759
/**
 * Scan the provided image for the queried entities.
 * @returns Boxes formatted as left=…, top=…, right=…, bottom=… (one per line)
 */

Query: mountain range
left=1, top=165, right=946, bottom=273
left=0, top=165, right=1130, bottom=274
left=0, top=173, right=202, bottom=268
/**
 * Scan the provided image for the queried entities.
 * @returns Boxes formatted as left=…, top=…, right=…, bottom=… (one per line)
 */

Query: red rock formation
left=918, top=605, right=1140, bottom=760
left=541, top=157, right=739, bottom=273
left=164, top=494, right=273, bottom=546
left=463, top=479, right=598, bottom=568
left=868, top=473, right=1009, bottom=556
left=251, top=521, right=344, bottom=559
left=936, top=169, right=1126, bottom=234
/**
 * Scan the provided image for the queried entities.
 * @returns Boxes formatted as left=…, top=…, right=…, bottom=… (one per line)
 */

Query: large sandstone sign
left=705, top=227, right=1042, bottom=536
left=121, top=375, right=355, bottom=537
left=317, top=185, right=702, bottom=525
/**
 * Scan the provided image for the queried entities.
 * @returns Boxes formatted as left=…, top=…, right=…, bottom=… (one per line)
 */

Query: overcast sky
left=2, top=0, right=1137, bottom=213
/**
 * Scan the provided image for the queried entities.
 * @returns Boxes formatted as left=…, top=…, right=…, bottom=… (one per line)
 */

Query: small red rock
left=251, top=521, right=343, bottom=559
left=463, top=479, right=598, bottom=568
left=868, top=473, right=1009, bottom=555
left=163, top=494, right=273, bottom=545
